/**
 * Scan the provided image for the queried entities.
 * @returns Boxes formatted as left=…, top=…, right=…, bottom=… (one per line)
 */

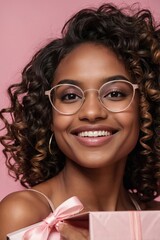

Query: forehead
left=54, top=43, right=130, bottom=86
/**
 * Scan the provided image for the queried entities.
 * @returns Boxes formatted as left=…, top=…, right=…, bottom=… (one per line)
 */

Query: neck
left=57, top=160, right=133, bottom=211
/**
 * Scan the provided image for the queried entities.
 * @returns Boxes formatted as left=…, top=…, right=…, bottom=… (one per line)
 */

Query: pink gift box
left=68, top=211, right=160, bottom=240
left=7, top=210, right=160, bottom=240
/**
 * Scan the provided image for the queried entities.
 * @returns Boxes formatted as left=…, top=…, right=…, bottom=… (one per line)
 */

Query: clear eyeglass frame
left=45, top=80, right=139, bottom=115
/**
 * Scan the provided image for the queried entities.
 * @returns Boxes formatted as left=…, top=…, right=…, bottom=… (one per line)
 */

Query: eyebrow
left=56, top=75, right=130, bottom=86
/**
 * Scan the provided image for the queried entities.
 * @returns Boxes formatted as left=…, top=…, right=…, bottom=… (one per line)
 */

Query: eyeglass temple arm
left=45, top=90, right=50, bottom=96
left=133, top=84, right=139, bottom=90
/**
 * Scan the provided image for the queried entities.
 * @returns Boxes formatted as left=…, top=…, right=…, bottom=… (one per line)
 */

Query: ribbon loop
left=22, top=196, right=83, bottom=240
left=44, top=213, right=57, bottom=226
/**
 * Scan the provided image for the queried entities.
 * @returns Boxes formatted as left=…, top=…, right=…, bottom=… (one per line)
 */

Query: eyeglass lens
left=50, top=81, right=135, bottom=114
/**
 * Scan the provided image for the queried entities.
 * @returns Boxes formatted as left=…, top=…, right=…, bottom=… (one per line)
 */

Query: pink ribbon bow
left=23, top=196, right=84, bottom=240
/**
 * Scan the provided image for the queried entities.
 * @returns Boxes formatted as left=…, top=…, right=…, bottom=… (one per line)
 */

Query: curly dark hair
left=0, top=3, right=160, bottom=202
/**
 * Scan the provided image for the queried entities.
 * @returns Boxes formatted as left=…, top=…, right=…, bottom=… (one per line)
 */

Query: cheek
left=51, top=113, right=69, bottom=152
left=51, top=112, right=72, bottom=136
left=120, top=106, right=140, bottom=148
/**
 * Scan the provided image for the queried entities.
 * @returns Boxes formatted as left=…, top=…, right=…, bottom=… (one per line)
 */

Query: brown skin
left=0, top=44, right=160, bottom=240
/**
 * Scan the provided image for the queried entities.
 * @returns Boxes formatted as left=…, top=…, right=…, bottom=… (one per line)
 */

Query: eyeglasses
left=45, top=80, right=139, bottom=115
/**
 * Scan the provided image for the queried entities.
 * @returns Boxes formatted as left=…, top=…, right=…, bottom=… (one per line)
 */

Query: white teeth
left=78, top=130, right=112, bottom=137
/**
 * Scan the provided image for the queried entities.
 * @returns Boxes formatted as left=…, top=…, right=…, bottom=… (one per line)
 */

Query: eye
left=106, top=90, right=127, bottom=100
left=101, top=87, right=128, bottom=100
left=56, top=86, right=83, bottom=103
left=101, top=83, right=130, bottom=101
left=61, top=92, right=82, bottom=102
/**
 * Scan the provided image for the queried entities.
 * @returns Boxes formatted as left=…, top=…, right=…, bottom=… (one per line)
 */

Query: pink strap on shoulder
left=22, top=196, right=84, bottom=240
left=27, top=189, right=55, bottom=212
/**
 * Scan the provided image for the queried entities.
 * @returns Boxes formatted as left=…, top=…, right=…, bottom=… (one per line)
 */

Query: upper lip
left=70, top=125, right=118, bottom=135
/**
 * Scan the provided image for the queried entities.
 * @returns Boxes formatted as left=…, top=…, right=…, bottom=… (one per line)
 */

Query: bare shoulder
left=0, top=190, right=51, bottom=239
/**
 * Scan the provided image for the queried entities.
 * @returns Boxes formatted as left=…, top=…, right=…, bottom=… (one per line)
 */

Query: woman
left=0, top=3, right=160, bottom=239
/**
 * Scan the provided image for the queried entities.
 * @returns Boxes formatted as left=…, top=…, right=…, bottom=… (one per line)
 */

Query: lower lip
left=74, top=134, right=114, bottom=146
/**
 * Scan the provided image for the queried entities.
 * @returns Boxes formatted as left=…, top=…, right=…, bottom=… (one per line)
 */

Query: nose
left=78, top=92, right=108, bottom=122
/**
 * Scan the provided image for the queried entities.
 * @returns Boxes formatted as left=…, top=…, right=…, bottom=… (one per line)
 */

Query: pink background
left=0, top=0, right=160, bottom=200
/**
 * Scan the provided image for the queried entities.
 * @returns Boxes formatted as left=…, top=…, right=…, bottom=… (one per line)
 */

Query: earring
left=49, top=133, right=54, bottom=155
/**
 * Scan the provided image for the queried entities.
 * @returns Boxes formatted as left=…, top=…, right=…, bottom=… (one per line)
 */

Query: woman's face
left=51, top=43, right=140, bottom=169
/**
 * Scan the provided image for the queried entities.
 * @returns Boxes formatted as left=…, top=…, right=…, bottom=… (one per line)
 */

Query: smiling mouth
left=78, top=130, right=112, bottom=137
